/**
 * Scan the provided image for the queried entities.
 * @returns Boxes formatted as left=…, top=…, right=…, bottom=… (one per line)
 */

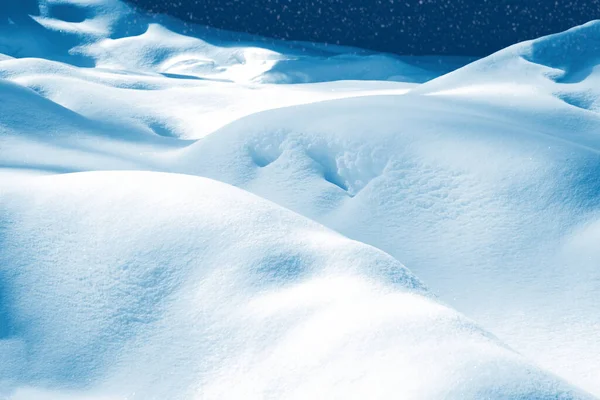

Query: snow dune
left=1, top=0, right=599, bottom=398
left=418, top=20, right=600, bottom=113
left=168, top=89, right=600, bottom=394
left=1, top=171, right=590, bottom=400
left=0, top=0, right=470, bottom=138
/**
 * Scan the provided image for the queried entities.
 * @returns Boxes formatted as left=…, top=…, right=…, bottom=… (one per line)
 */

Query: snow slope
left=0, top=0, right=471, bottom=138
left=165, top=25, right=600, bottom=392
left=1, top=0, right=599, bottom=398
left=417, top=20, right=600, bottom=112
left=1, top=171, right=590, bottom=400
left=168, top=89, right=600, bottom=394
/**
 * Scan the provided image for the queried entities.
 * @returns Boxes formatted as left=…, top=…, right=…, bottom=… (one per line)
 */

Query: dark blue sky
left=126, top=0, right=600, bottom=56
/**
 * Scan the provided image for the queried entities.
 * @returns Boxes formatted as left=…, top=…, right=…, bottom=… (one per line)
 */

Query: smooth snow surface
left=1, top=171, right=589, bottom=400
left=0, top=1, right=599, bottom=399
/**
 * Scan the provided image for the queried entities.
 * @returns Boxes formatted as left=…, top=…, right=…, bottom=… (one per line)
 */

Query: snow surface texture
left=0, top=1, right=599, bottom=399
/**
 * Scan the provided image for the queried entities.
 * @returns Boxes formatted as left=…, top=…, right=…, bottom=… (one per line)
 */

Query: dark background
left=125, top=0, right=600, bottom=56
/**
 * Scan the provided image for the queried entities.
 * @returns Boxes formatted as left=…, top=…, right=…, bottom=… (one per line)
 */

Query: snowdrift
left=1, top=0, right=599, bottom=398
left=0, top=0, right=463, bottom=85
left=0, top=0, right=463, bottom=140
left=166, top=23, right=600, bottom=393
left=0, top=171, right=588, bottom=400
left=417, top=20, right=600, bottom=114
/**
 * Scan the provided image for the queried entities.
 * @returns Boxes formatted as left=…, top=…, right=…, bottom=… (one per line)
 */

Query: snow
left=1, top=0, right=599, bottom=399
left=2, top=171, right=587, bottom=400
left=417, top=20, right=600, bottom=113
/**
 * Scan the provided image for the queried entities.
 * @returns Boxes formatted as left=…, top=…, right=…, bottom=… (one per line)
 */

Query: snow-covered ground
left=1, top=1, right=599, bottom=399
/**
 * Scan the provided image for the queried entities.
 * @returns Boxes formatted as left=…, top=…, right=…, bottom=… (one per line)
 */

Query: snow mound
left=0, top=0, right=466, bottom=84
left=0, top=0, right=470, bottom=139
left=417, top=20, right=600, bottom=113
left=171, top=90, right=600, bottom=394
left=1, top=0, right=600, bottom=398
left=0, top=58, right=416, bottom=140
left=0, top=77, right=178, bottom=172
left=0, top=171, right=587, bottom=400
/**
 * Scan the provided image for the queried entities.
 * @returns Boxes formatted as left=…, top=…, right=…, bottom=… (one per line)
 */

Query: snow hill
left=1, top=171, right=589, bottom=400
left=418, top=20, right=600, bottom=114
left=1, top=0, right=599, bottom=399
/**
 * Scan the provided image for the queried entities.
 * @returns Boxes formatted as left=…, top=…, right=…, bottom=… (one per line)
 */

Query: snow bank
left=0, top=0, right=465, bottom=85
left=1, top=0, right=599, bottom=397
left=417, top=20, right=600, bottom=114
left=0, top=171, right=590, bottom=400
left=0, top=0, right=462, bottom=139
left=0, top=0, right=471, bottom=141
left=0, top=58, right=416, bottom=140
left=0, top=77, right=176, bottom=172
left=171, top=84, right=600, bottom=394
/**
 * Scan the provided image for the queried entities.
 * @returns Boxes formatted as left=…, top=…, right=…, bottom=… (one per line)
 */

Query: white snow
left=1, top=0, right=599, bottom=399
left=2, top=171, right=589, bottom=400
